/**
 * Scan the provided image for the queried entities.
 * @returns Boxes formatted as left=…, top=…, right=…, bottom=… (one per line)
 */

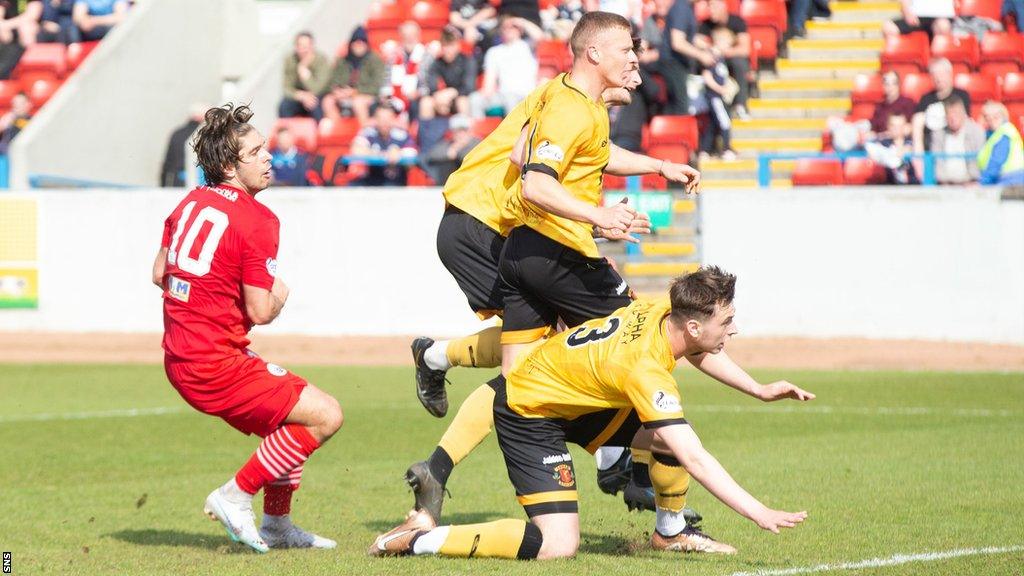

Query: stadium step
left=806, top=19, right=883, bottom=40
left=699, top=158, right=796, bottom=180
left=639, top=242, right=697, bottom=257
left=776, top=58, right=880, bottom=78
left=731, top=117, right=828, bottom=139
left=700, top=178, right=791, bottom=189
left=673, top=198, right=697, bottom=214
left=732, top=137, right=822, bottom=152
left=786, top=46, right=880, bottom=61
left=757, top=78, right=855, bottom=99
left=828, top=0, right=900, bottom=22
left=748, top=97, right=850, bottom=117
left=623, top=261, right=701, bottom=277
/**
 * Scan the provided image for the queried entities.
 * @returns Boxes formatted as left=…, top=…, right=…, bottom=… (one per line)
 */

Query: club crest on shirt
left=652, top=390, right=681, bottom=413
left=535, top=140, right=564, bottom=162
left=266, top=363, right=287, bottom=377
left=168, top=275, right=191, bottom=303
left=265, top=258, right=277, bottom=277
left=552, top=463, right=575, bottom=488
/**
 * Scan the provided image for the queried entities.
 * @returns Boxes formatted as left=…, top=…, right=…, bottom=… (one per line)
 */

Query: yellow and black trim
left=642, top=417, right=689, bottom=429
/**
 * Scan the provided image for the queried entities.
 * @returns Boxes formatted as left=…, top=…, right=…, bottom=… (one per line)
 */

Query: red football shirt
left=160, top=184, right=279, bottom=362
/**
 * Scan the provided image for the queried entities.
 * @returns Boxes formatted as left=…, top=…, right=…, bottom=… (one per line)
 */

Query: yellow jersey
left=506, top=298, right=687, bottom=427
left=441, top=79, right=558, bottom=235
left=507, top=73, right=611, bottom=258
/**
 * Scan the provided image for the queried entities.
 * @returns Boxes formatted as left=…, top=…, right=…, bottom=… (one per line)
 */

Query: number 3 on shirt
left=167, top=201, right=229, bottom=277
left=566, top=317, right=621, bottom=348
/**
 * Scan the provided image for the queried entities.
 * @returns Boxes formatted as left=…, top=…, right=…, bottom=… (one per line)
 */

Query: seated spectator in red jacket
left=322, top=26, right=386, bottom=125
left=869, top=70, right=917, bottom=138
left=279, top=31, right=332, bottom=121
left=883, top=0, right=953, bottom=40
left=39, top=0, right=77, bottom=44
left=350, top=98, right=418, bottom=186
left=72, top=0, right=127, bottom=42
left=0, top=91, right=31, bottom=154
left=270, top=127, right=311, bottom=187
left=0, top=0, right=42, bottom=79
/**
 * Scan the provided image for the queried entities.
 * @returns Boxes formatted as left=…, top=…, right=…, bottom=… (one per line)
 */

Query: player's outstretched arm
left=605, top=144, right=701, bottom=194
left=243, top=277, right=289, bottom=325
left=522, top=169, right=636, bottom=233
left=686, top=350, right=815, bottom=402
left=152, top=247, right=168, bottom=288
left=655, top=423, right=808, bottom=533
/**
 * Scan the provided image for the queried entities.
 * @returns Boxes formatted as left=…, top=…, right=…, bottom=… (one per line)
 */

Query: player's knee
left=536, top=527, right=578, bottom=560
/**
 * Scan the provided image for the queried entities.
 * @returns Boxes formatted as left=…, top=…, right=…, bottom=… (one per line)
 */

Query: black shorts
left=436, top=205, right=506, bottom=319
left=498, top=225, right=633, bottom=344
left=489, top=375, right=642, bottom=517
left=894, top=16, right=942, bottom=38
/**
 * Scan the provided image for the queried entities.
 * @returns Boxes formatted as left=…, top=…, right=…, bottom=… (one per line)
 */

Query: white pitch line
left=728, top=545, right=1024, bottom=576
left=0, top=406, right=189, bottom=423
left=691, top=404, right=1018, bottom=417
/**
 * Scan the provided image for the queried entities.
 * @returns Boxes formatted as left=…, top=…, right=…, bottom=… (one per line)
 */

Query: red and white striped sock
left=235, top=424, right=319, bottom=495
left=263, top=466, right=303, bottom=516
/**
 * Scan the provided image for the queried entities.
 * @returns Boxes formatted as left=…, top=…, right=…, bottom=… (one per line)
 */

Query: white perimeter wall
left=1, top=187, right=1022, bottom=344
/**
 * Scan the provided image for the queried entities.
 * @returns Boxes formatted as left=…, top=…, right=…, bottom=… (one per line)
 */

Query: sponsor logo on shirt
left=168, top=275, right=191, bottom=303
left=211, top=187, right=238, bottom=202
left=542, top=452, right=573, bottom=465
left=535, top=140, right=565, bottom=162
left=266, top=258, right=277, bottom=277
left=652, top=390, right=681, bottom=414
left=267, top=363, right=287, bottom=377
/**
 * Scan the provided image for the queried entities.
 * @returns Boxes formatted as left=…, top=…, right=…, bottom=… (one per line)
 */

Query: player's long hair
left=192, top=104, right=254, bottom=185
left=669, top=266, right=737, bottom=322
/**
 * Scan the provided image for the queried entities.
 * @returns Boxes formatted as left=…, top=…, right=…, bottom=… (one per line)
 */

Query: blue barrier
left=756, top=151, right=980, bottom=188
left=341, top=155, right=418, bottom=166
left=0, top=155, right=7, bottom=189
left=28, top=174, right=140, bottom=189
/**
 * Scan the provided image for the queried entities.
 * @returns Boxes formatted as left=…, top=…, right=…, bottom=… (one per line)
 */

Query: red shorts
left=165, top=350, right=307, bottom=437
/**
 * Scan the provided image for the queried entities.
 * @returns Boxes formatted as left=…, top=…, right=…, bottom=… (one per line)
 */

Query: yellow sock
left=445, top=325, right=502, bottom=368
left=650, top=453, right=690, bottom=512
left=438, top=519, right=543, bottom=559
left=438, top=384, right=495, bottom=464
left=631, top=448, right=651, bottom=466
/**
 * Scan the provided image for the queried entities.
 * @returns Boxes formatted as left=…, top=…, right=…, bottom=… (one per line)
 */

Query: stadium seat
left=644, top=143, right=690, bottom=165
left=791, top=158, right=843, bottom=186
left=980, top=32, right=1024, bottom=73
left=641, top=173, right=668, bottom=190
left=410, top=1, right=449, bottom=29
left=740, top=0, right=786, bottom=34
left=930, top=34, right=979, bottom=70
left=470, top=116, right=502, bottom=140
left=849, top=102, right=876, bottom=120
left=270, top=117, right=318, bottom=152
left=28, top=79, right=58, bottom=108
left=647, top=115, right=699, bottom=152
left=1001, top=71, right=1024, bottom=102
left=365, top=2, right=406, bottom=30
left=748, top=26, right=779, bottom=65
left=603, top=174, right=627, bottom=189
left=0, top=79, right=21, bottom=108
left=407, top=166, right=435, bottom=186
left=843, top=158, right=888, bottom=185
left=12, top=43, right=67, bottom=81
left=368, top=28, right=402, bottom=49
left=66, top=41, right=100, bottom=72
left=957, top=0, right=1002, bottom=21
left=954, top=72, right=1000, bottom=103
left=536, top=40, right=571, bottom=73
left=881, top=32, right=930, bottom=73
left=317, top=117, right=361, bottom=148
left=851, top=74, right=884, bottom=104
left=900, top=72, right=934, bottom=103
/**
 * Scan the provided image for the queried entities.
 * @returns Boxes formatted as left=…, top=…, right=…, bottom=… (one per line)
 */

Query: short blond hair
left=569, top=11, right=632, bottom=59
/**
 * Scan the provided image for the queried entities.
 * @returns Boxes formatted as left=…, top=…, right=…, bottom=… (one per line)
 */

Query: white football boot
left=203, top=487, right=269, bottom=553
left=260, top=515, right=337, bottom=549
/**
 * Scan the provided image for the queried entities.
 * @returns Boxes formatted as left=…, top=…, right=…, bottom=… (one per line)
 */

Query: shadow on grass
left=364, top=511, right=505, bottom=533
left=579, top=530, right=639, bottom=556
left=105, top=529, right=253, bottom=554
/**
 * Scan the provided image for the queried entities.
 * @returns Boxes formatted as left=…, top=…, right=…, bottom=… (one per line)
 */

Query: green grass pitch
left=1, top=363, right=1022, bottom=575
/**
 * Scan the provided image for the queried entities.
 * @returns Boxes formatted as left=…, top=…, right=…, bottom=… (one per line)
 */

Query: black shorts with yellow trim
left=436, top=205, right=506, bottom=319
left=489, top=375, right=642, bottom=517
left=498, top=225, right=633, bottom=345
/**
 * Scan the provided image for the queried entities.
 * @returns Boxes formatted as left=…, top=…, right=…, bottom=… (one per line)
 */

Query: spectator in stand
left=639, top=0, right=667, bottom=75
left=1004, top=0, right=1024, bottom=26
left=865, top=114, right=919, bottom=184
left=159, top=103, right=206, bottom=187
left=912, top=58, right=971, bottom=164
left=541, top=0, right=584, bottom=41
left=421, top=114, right=481, bottom=184
left=385, top=21, right=429, bottom=109
left=0, top=0, right=42, bottom=79
left=695, top=27, right=737, bottom=160
left=321, top=26, right=385, bottom=125
left=978, top=101, right=1024, bottom=185
left=39, top=0, right=76, bottom=44
left=786, top=0, right=830, bottom=39
left=929, top=96, right=985, bottom=184
left=72, top=0, right=127, bottom=42
left=469, top=15, right=540, bottom=118
left=350, top=98, right=418, bottom=186
left=279, top=31, right=331, bottom=121
left=661, top=0, right=714, bottom=114
left=422, top=26, right=476, bottom=119
left=869, top=71, right=917, bottom=138
left=696, top=0, right=751, bottom=118
left=270, top=127, right=311, bottom=187
left=585, top=0, right=643, bottom=25
left=498, top=0, right=542, bottom=28
left=450, top=0, right=497, bottom=46
left=882, top=0, right=954, bottom=41
left=0, top=91, right=31, bottom=154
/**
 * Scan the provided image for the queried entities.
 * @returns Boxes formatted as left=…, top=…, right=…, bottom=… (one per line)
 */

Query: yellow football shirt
left=441, top=79, right=558, bottom=235
left=508, top=73, right=611, bottom=258
left=506, top=298, right=687, bottom=427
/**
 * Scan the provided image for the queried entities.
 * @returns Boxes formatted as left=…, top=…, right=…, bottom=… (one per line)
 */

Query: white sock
left=219, top=478, right=253, bottom=504
left=594, top=446, right=626, bottom=470
left=411, top=526, right=450, bottom=555
left=655, top=507, right=688, bottom=537
left=423, top=340, right=452, bottom=371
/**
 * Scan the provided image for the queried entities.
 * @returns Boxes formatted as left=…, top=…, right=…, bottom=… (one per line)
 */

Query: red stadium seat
left=410, top=1, right=449, bottom=29
left=1001, top=71, right=1024, bottom=102
left=470, top=116, right=502, bottom=139
left=0, top=79, right=21, bottom=108
left=407, top=166, right=435, bottom=186
left=930, top=34, right=979, bottom=70
left=647, top=115, right=699, bottom=152
left=954, top=72, right=1000, bottom=103
left=641, top=174, right=668, bottom=190
left=28, top=79, right=59, bottom=108
left=12, top=43, right=67, bottom=80
left=849, top=102, right=876, bottom=120
left=791, top=158, right=843, bottom=186
left=66, top=41, right=100, bottom=72
left=957, top=0, right=1002, bottom=21
left=748, top=26, right=779, bottom=66
left=843, top=158, right=888, bottom=185
left=367, top=28, right=402, bottom=50
left=317, top=117, right=362, bottom=147
left=644, top=143, right=690, bottom=165
left=881, top=32, right=930, bottom=73
left=980, top=32, right=1024, bottom=71
left=740, top=0, right=787, bottom=34
left=270, top=117, right=318, bottom=152
left=603, top=174, right=628, bottom=189
left=851, top=73, right=884, bottom=104
left=365, top=2, right=406, bottom=29
left=900, top=72, right=934, bottom=102
left=536, top=39, right=571, bottom=73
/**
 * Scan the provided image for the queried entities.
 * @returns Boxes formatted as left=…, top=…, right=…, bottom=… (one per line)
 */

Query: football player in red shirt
left=152, top=104, right=342, bottom=553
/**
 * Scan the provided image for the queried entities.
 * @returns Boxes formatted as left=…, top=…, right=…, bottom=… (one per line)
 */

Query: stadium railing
left=757, top=151, right=982, bottom=187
